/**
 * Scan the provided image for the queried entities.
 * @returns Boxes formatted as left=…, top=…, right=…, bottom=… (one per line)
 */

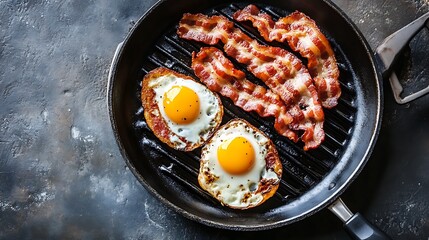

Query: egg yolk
left=217, top=136, right=255, bottom=175
left=163, top=85, right=200, bottom=124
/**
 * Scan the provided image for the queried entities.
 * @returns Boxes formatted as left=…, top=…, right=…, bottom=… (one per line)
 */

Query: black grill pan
left=107, top=0, right=393, bottom=238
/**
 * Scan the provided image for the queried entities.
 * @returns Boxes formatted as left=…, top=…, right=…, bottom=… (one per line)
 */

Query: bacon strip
left=233, top=5, right=341, bottom=108
left=178, top=13, right=325, bottom=150
left=192, top=47, right=298, bottom=142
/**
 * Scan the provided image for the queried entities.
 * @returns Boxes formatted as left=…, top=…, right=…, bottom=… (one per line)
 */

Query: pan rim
left=107, top=0, right=384, bottom=231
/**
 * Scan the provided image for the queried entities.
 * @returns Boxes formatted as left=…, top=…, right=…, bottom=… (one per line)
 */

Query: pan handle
left=375, top=12, right=429, bottom=104
left=328, top=198, right=391, bottom=240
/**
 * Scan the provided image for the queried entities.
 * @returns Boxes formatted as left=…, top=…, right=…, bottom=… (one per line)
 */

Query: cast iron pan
left=107, top=0, right=389, bottom=238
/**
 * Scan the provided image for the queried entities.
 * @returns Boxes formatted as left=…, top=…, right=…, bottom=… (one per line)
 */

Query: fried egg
left=198, top=119, right=282, bottom=209
left=141, top=67, right=223, bottom=151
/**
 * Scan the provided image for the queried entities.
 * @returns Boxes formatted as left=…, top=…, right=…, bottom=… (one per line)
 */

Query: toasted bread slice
left=141, top=67, right=223, bottom=151
left=198, top=118, right=282, bottom=209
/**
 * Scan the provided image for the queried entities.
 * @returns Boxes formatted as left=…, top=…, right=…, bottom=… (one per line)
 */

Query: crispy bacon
left=178, top=13, right=325, bottom=150
left=192, top=47, right=298, bottom=142
left=233, top=5, right=341, bottom=108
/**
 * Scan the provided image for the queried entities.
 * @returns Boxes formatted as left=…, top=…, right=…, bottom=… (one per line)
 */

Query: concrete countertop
left=1, top=0, right=428, bottom=239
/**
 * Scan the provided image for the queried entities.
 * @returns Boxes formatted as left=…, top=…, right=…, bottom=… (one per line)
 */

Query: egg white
left=148, top=74, right=221, bottom=149
left=199, top=119, right=280, bottom=209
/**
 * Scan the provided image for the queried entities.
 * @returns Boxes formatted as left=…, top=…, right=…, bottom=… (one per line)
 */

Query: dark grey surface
left=0, top=0, right=428, bottom=239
